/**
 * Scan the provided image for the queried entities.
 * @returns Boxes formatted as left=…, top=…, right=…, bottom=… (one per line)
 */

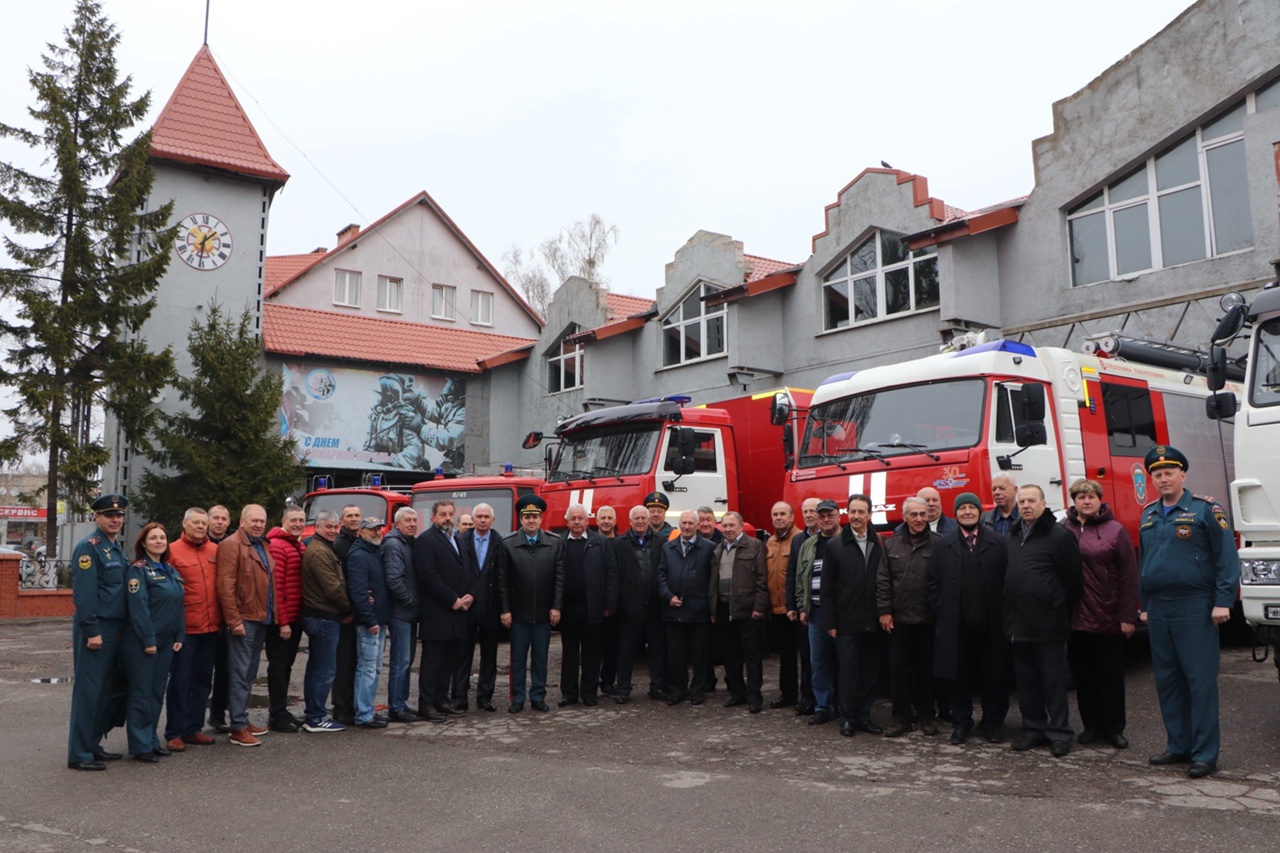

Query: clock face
left=176, top=213, right=233, bottom=270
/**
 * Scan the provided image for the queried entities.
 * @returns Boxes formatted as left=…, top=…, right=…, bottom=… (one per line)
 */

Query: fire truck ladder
left=1082, top=332, right=1246, bottom=382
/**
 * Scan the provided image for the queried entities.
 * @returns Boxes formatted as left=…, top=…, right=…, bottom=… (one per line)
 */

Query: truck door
left=1097, top=379, right=1158, bottom=528
left=990, top=381, right=1068, bottom=513
left=659, top=428, right=730, bottom=516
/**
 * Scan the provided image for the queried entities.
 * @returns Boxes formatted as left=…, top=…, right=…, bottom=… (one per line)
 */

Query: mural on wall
left=280, top=362, right=465, bottom=471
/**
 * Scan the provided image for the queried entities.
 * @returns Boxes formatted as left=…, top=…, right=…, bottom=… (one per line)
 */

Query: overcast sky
left=2, top=0, right=1195, bottom=299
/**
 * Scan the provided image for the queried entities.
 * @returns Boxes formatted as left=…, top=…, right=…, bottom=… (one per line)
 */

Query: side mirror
left=673, top=427, right=698, bottom=475
left=1015, top=423, right=1047, bottom=448
left=1211, top=300, right=1248, bottom=346
left=1206, top=346, right=1228, bottom=392
left=1021, top=383, right=1046, bottom=422
left=521, top=431, right=543, bottom=450
left=1206, top=391, right=1237, bottom=421
left=769, top=392, right=791, bottom=427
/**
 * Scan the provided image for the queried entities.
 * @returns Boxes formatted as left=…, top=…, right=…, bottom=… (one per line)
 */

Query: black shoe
left=1050, top=740, right=1071, bottom=757
left=558, top=698, right=579, bottom=708
left=724, top=697, right=747, bottom=708
left=855, top=719, right=883, bottom=735
left=749, top=704, right=762, bottom=714
left=373, top=713, right=388, bottom=723
left=358, top=718, right=388, bottom=729
left=583, top=697, right=598, bottom=707
left=600, top=684, right=618, bottom=697
left=690, top=698, right=705, bottom=706
left=417, top=707, right=451, bottom=724
left=666, top=695, right=686, bottom=706
left=950, top=725, right=972, bottom=745
left=795, top=704, right=815, bottom=717
left=615, top=694, right=631, bottom=705
left=332, top=713, right=356, bottom=726
left=982, top=724, right=1004, bottom=744
left=770, top=697, right=797, bottom=709
left=208, top=715, right=231, bottom=734
left=1188, top=762, right=1216, bottom=778
left=433, top=703, right=464, bottom=716
left=451, top=703, right=469, bottom=713
left=840, top=720, right=855, bottom=737
left=152, top=744, right=171, bottom=757
left=530, top=700, right=550, bottom=712
left=1105, top=733, right=1130, bottom=749
left=808, top=711, right=832, bottom=725
left=133, top=752, right=159, bottom=764
left=388, top=709, right=422, bottom=723
left=1011, top=733, right=1050, bottom=751
left=648, top=689, right=668, bottom=702
left=508, top=703, right=524, bottom=714
left=93, top=750, right=123, bottom=761
left=476, top=699, right=497, bottom=713
left=68, top=760, right=106, bottom=771
left=290, top=712, right=306, bottom=726
left=269, top=717, right=299, bottom=733
left=1078, top=728, right=1099, bottom=745
left=1149, top=751, right=1192, bottom=766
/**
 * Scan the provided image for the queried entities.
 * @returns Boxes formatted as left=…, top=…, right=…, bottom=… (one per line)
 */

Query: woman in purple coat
left=1062, top=479, right=1140, bottom=749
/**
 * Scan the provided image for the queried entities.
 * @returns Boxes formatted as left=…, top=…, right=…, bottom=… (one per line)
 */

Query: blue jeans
left=808, top=610, right=838, bottom=715
left=387, top=618, right=417, bottom=713
left=227, top=621, right=268, bottom=731
left=509, top=621, right=551, bottom=705
left=354, top=625, right=387, bottom=723
left=302, top=616, right=341, bottom=724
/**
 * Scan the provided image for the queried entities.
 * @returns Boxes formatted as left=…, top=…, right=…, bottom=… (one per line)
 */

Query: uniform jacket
left=169, top=533, right=221, bottom=634
left=877, top=527, right=939, bottom=624
left=710, top=534, right=770, bottom=621
left=381, top=527, right=418, bottom=623
left=72, top=530, right=128, bottom=634
left=415, top=525, right=472, bottom=641
left=126, top=559, right=186, bottom=647
left=347, top=537, right=390, bottom=628
left=1138, top=489, right=1240, bottom=609
left=766, top=525, right=802, bottom=615
left=820, top=526, right=883, bottom=635
left=559, top=530, right=619, bottom=623
left=656, top=535, right=715, bottom=623
left=499, top=531, right=565, bottom=624
left=927, top=526, right=1009, bottom=680
left=1062, top=503, right=1140, bottom=634
left=301, top=534, right=351, bottom=620
left=215, top=528, right=276, bottom=629
left=458, top=527, right=505, bottom=629
left=613, top=528, right=664, bottom=623
left=266, top=526, right=305, bottom=626
left=1002, top=510, right=1083, bottom=643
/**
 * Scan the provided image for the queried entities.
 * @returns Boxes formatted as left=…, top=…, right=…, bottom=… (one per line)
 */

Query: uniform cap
left=516, top=494, right=547, bottom=516
left=91, top=494, right=128, bottom=515
left=643, top=492, right=670, bottom=509
left=1144, top=444, right=1188, bottom=472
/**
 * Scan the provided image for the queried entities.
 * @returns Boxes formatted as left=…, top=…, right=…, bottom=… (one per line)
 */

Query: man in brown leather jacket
left=215, top=505, right=275, bottom=747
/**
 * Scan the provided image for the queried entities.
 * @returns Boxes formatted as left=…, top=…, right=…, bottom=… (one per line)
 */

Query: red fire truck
left=409, top=471, right=542, bottom=537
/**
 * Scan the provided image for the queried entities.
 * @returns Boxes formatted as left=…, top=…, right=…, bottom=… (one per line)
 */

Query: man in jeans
left=382, top=507, right=423, bottom=723
left=300, top=511, right=352, bottom=733
left=347, top=518, right=390, bottom=729
left=214, top=505, right=275, bottom=747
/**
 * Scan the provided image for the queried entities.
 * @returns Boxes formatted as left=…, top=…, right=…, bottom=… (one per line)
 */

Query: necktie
left=527, top=536, right=538, bottom=548
left=681, top=540, right=690, bottom=557
left=966, top=531, right=977, bottom=551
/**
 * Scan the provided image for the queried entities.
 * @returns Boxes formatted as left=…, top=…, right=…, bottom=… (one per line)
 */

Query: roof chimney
left=337, top=223, right=360, bottom=243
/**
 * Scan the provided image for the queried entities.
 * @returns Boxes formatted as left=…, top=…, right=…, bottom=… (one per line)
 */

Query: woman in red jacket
left=265, top=506, right=307, bottom=732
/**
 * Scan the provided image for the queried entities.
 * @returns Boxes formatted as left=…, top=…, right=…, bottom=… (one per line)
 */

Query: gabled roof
left=262, top=190, right=544, bottom=328
left=568, top=291, right=657, bottom=344
left=811, top=167, right=960, bottom=251
left=150, top=46, right=289, bottom=185
left=264, top=251, right=325, bottom=293
left=262, top=303, right=537, bottom=374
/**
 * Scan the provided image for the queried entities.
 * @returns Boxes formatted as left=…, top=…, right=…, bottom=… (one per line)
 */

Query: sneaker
left=247, top=724, right=269, bottom=737
left=228, top=728, right=261, bottom=747
left=303, top=718, right=347, bottom=733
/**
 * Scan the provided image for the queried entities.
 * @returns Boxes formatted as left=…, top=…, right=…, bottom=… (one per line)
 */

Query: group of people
left=67, top=443, right=1239, bottom=780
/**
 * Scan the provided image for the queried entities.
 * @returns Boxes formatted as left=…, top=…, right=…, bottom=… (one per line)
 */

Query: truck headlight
left=1240, top=559, right=1280, bottom=584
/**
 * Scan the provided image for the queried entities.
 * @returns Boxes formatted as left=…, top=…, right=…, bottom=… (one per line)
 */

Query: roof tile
left=744, top=254, right=795, bottom=282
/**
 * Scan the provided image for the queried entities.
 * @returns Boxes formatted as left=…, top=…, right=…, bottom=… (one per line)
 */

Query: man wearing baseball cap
left=1139, top=445, right=1239, bottom=779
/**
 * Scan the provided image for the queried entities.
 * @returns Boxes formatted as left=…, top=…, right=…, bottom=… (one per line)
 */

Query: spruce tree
left=133, top=304, right=307, bottom=533
left=0, top=0, right=175, bottom=557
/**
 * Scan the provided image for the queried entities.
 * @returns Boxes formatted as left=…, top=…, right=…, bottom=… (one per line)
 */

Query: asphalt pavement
left=2, top=618, right=1279, bottom=852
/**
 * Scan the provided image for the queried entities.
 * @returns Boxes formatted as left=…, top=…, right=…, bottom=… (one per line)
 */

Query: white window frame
left=548, top=339, right=584, bottom=394
left=661, top=282, right=727, bottom=367
left=820, top=229, right=939, bottom=331
left=431, top=283, right=456, bottom=321
left=471, top=290, right=494, bottom=326
left=376, top=275, right=403, bottom=313
left=333, top=269, right=361, bottom=307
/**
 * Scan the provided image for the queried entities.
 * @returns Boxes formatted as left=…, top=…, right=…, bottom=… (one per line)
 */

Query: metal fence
left=18, top=559, right=72, bottom=590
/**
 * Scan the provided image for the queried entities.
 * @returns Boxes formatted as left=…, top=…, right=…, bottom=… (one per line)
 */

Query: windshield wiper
left=590, top=465, right=626, bottom=483
left=875, top=441, right=941, bottom=462
left=563, top=469, right=596, bottom=483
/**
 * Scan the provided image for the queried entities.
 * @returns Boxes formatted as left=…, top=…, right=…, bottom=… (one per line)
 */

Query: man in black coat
left=1004, top=485, right=1083, bottom=757
left=413, top=499, right=472, bottom=722
left=613, top=505, right=666, bottom=703
left=821, top=494, right=885, bottom=738
left=499, top=495, right=564, bottom=713
left=657, top=510, right=715, bottom=706
left=329, top=503, right=363, bottom=725
left=928, top=492, right=1010, bottom=745
left=452, top=502, right=505, bottom=712
left=557, top=505, right=619, bottom=707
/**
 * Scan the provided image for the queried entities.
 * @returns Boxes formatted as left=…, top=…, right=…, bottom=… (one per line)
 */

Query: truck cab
left=301, top=482, right=410, bottom=539
left=410, top=473, right=542, bottom=537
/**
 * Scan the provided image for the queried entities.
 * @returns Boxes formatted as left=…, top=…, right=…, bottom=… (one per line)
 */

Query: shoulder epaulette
left=1192, top=494, right=1217, bottom=505
left=87, top=534, right=102, bottom=545
left=1141, top=499, right=1160, bottom=510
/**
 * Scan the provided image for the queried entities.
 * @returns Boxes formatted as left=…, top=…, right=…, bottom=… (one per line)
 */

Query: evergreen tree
left=0, top=0, right=175, bottom=557
left=132, top=304, right=307, bottom=533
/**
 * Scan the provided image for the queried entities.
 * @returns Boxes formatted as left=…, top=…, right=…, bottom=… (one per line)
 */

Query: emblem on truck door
left=1131, top=463, right=1148, bottom=504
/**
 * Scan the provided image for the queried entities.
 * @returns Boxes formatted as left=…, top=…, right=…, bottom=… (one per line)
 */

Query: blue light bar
left=818, top=370, right=858, bottom=388
left=951, top=340, right=1036, bottom=358
left=370, top=474, right=382, bottom=487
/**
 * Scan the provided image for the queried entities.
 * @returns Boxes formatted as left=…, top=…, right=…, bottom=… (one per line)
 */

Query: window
left=548, top=329, right=584, bottom=393
left=662, top=430, right=719, bottom=473
left=1248, top=317, right=1280, bottom=409
left=547, top=424, right=660, bottom=481
left=376, top=276, right=402, bottom=313
left=662, top=282, right=726, bottom=366
left=821, top=230, right=938, bottom=330
left=1068, top=102, right=1253, bottom=286
left=431, top=284, right=456, bottom=320
left=1101, top=382, right=1157, bottom=455
left=471, top=290, right=493, bottom=326
left=333, top=269, right=361, bottom=306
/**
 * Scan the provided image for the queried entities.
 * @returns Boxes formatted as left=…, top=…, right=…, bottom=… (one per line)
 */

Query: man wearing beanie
left=928, top=492, right=1010, bottom=745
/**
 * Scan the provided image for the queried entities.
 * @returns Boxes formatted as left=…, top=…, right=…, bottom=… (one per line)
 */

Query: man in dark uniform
left=67, top=494, right=130, bottom=770
left=1139, top=445, right=1239, bottom=779
left=499, top=495, right=564, bottom=713
left=646, top=492, right=673, bottom=540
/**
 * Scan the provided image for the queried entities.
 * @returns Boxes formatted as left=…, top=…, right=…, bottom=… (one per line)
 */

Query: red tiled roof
left=605, top=292, right=654, bottom=322
left=150, top=46, right=289, bottom=184
left=264, top=252, right=325, bottom=294
left=906, top=197, right=1026, bottom=251
left=262, top=303, right=537, bottom=374
left=744, top=254, right=795, bottom=282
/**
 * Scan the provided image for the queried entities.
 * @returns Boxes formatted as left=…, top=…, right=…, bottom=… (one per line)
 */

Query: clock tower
left=103, top=45, right=290, bottom=515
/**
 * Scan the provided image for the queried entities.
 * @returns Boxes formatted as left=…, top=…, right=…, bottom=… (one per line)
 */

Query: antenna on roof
left=204, top=0, right=211, bottom=45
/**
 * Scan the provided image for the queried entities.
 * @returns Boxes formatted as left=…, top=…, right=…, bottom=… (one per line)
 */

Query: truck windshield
left=1250, top=317, right=1280, bottom=408
left=548, top=424, right=662, bottom=482
left=305, top=493, right=389, bottom=525
left=799, top=378, right=986, bottom=467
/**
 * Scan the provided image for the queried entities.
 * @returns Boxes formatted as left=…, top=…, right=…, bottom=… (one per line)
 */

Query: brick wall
left=0, top=553, right=74, bottom=620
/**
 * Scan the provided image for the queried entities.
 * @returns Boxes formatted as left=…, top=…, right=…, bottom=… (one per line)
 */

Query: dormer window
left=548, top=324, right=584, bottom=393
left=662, top=282, right=725, bottom=366
left=821, top=230, right=938, bottom=330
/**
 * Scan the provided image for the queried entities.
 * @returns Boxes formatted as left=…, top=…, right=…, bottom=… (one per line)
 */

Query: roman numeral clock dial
left=175, top=213, right=233, bottom=270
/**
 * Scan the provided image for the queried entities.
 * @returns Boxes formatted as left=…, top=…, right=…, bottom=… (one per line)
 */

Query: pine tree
left=132, top=304, right=307, bottom=533
left=0, top=0, right=175, bottom=558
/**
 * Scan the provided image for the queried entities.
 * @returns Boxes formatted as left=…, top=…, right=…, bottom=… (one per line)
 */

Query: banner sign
left=0, top=506, right=47, bottom=520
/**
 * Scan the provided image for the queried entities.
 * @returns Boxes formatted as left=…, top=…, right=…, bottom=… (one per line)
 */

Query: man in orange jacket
left=164, top=508, right=221, bottom=751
